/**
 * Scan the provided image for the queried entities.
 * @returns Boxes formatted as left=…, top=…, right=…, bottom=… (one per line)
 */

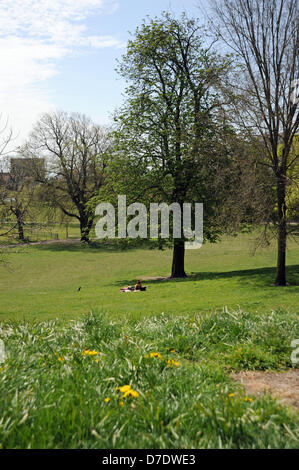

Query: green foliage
left=94, top=12, right=234, bottom=246
left=285, top=137, right=299, bottom=222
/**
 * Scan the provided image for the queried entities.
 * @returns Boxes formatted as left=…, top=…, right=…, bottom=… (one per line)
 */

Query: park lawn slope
left=0, top=233, right=298, bottom=322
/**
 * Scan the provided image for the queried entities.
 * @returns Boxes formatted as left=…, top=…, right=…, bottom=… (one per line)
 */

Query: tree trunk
left=170, top=240, right=186, bottom=278
left=79, top=213, right=93, bottom=243
left=275, top=175, right=287, bottom=286
left=16, top=210, right=25, bottom=241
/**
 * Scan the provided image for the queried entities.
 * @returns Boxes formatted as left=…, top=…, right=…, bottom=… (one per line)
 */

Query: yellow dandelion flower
left=145, top=352, right=162, bottom=359
left=104, top=397, right=110, bottom=403
left=167, top=359, right=180, bottom=367
left=228, top=393, right=235, bottom=398
left=82, top=349, right=98, bottom=356
left=116, top=385, right=132, bottom=393
left=122, top=389, right=139, bottom=398
left=244, top=397, right=253, bottom=402
left=119, top=401, right=124, bottom=406
left=57, top=356, right=64, bottom=362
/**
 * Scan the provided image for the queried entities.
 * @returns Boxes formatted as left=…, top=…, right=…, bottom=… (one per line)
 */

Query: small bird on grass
left=77, top=287, right=82, bottom=292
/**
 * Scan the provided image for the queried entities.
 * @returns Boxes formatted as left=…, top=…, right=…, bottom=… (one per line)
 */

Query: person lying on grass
left=120, top=280, right=146, bottom=292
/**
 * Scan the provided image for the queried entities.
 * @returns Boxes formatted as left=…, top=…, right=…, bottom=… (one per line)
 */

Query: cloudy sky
left=0, top=0, right=209, bottom=148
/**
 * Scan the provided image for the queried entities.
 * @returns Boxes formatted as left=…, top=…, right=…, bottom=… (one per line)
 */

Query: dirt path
left=231, top=369, right=299, bottom=409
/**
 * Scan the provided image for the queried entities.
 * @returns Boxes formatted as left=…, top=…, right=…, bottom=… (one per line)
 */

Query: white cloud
left=0, top=0, right=122, bottom=149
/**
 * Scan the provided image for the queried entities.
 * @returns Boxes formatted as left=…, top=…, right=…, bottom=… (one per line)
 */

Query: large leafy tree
left=110, top=13, right=233, bottom=277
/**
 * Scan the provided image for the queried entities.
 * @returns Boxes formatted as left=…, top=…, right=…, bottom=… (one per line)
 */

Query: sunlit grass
left=0, top=232, right=298, bottom=322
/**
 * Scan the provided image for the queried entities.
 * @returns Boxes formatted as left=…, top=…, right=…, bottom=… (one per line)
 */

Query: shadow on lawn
left=18, top=239, right=161, bottom=253
left=114, top=265, right=299, bottom=288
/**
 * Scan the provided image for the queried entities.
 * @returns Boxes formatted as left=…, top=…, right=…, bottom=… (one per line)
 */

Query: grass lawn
left=0, top=310, right=298, bottom=448
left=0, top=232, right=298, bottom=322
left=0, top=232, right=298, bottom=448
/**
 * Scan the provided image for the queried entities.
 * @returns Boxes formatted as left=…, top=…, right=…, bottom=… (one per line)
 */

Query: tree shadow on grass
left=18, top=239, right=161, bottom=253
left=113, top=265, right=299, bottom=289
left=31, top=242, right=120, bottom=253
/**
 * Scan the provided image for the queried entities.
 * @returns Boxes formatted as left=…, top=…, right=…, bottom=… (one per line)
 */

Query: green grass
left=0, top=232, right=298, bottom=321
left=0, top=310, right=298, bottom=449
left=0, top=232, right=298, bottom=448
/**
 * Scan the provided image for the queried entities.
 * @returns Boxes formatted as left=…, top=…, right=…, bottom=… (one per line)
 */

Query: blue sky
left=0, top=0, right=211, bottom=147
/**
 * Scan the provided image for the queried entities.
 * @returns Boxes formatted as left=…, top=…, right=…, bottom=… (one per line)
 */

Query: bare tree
left=209, top=0, right=299, bottom=285
left=0, top=114, right=17, bottom=244
left=0, top=114, right=13, bottom=157
left=0, top=157, right=41, bottom=241
left=23, top=111, right=111, bottom=243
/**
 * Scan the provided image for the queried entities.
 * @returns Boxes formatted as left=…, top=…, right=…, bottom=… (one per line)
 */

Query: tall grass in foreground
left=0, top=309, right=298, bottom=448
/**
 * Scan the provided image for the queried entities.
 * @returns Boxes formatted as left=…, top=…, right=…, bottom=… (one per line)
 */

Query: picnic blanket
left=120, top=286, right=147, bottom=293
